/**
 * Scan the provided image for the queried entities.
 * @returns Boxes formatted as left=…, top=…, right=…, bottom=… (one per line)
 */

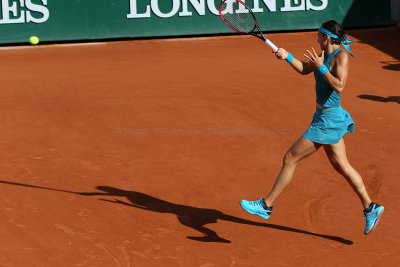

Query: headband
left=319, top=26, right=354, bottom=57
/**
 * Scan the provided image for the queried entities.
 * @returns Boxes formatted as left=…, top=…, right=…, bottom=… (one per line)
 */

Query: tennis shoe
left=240, top=197, right=272, bottom=219
left=363, top=202, right=384, bottom=235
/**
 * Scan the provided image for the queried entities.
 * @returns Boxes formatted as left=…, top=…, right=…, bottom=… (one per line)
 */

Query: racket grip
left=265, top=39, right=278, bottom=52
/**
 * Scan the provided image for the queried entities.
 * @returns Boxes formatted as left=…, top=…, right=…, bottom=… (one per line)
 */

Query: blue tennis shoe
left=240, top=197, right=272, bottom=219
left=363, top=202, right=384, bottom=235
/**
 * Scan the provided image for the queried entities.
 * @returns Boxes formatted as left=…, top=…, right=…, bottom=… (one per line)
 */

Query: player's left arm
left=322, top=51, right=349, bottom=94
left=305, top=48, right=349, bottom=94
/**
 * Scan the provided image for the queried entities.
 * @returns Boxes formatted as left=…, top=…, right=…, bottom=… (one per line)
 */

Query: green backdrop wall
left=0, top=0, right=392, bottom=44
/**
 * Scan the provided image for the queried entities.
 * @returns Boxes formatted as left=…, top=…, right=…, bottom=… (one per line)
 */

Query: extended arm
left=274, top=48, right=314, bottom=75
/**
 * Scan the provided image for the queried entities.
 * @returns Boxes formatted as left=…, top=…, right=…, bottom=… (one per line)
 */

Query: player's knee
left=283, top=151, right=297, bottom=166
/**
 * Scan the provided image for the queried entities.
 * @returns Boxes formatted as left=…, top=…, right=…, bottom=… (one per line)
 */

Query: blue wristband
left=318, top=65, right=329, bottom=75
left=285, top=52, right=293, bottom=63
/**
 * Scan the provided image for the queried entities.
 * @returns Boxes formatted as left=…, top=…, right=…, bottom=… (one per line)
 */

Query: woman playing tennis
left=240, top=20, right=384, bottom=235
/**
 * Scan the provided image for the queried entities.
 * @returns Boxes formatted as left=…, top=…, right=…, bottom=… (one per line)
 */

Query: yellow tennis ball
left=29, top=36, right=39, bottom=45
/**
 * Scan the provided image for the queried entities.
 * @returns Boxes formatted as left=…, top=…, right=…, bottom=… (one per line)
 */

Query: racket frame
left=219, top=0, right=278, bottom=51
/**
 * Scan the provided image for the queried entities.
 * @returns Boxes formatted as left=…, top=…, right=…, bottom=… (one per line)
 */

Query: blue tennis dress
left=303, top=48, right=355, bottom=144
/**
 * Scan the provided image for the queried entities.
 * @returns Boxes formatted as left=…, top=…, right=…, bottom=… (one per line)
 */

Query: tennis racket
left=219, top=0, right=278, bottom=52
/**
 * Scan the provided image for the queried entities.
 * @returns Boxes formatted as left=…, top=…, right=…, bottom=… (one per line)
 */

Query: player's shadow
left=0, top=180, right=353, bottom=245
left=358, top=94, right=400, bottom=104
left=381, top=61, right=400, bottom=71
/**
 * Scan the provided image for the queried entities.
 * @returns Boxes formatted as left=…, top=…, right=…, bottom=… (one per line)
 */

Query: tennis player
left=240, top=20, right=384, bottom=235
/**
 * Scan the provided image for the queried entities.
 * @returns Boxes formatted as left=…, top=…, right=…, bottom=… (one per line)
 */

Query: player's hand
left=273, top=48, right=288, bottom=60
left=304, top=47, right=324, bottom=68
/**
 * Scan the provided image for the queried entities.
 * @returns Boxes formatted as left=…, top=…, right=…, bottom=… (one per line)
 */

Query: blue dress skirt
left=302, top=106, right=355, bottom=144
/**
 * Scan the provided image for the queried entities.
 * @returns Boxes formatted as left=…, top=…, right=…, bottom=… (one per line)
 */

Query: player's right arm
left=274, top=48, right=314, bottom=75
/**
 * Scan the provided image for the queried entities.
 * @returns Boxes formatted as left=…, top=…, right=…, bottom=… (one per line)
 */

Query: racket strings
left=220, top=1, right=255, bottom=33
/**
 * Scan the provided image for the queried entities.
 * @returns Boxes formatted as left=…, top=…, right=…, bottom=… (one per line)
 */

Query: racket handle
left=265, top=39, right=278, bottom=52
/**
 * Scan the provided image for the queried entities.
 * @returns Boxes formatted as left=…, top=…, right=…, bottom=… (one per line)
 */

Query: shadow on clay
left=358, top=94, right=400, bottom=104
left=0, top=180, right=353, bottom=245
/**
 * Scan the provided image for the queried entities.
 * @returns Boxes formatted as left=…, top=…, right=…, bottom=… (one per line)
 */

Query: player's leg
left=240, top=136, right=322, bottom=219
left=323, top=138, right=371, bottom=209
left=323, top=138, right=384, bottom=234
left=264, top=136, right=322, bottom=207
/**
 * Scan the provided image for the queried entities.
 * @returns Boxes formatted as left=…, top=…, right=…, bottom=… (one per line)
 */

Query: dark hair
left=321, top=20, right=345, bottom=45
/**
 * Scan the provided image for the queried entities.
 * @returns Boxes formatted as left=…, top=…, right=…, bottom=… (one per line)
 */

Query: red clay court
left=0, top=27, right=399, bottom=266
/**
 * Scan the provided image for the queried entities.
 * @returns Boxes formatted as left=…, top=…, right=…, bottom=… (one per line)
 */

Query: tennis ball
left=29, top=36, right=39, bottom=45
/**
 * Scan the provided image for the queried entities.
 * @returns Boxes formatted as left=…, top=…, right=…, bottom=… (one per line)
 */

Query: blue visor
left=319, top=26, right=354, bottom=57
